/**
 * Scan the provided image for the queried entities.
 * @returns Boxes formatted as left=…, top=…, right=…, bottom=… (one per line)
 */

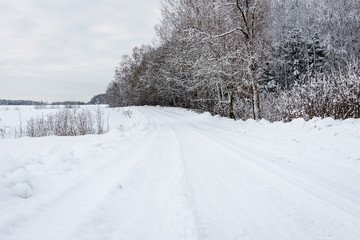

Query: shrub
left=260, top=64, right=360, bottom=121
left=26, top=107, right=107, bottom=137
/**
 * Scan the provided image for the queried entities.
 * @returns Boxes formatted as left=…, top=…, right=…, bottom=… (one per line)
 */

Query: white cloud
left=0, top=0, right=161, bottom=102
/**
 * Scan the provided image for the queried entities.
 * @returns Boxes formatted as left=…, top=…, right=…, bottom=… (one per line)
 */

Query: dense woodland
left=106, top=0, right=360, bottom=121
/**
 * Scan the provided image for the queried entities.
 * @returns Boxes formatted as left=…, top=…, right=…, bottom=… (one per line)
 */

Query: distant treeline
left=0, top=94, right=106, bottom=106
left=51, top=101, right=86, bottom=105
left=0, top=99, right=86, bottom=106
left=0, top=99, right=43, bottom=105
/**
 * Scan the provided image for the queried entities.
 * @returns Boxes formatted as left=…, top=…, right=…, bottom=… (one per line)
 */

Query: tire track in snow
left=144, top=107, right=360, bottom=240
left=142, top=108, right=302, bottom=239
left=157, top=108, right=360, bottom=218
left=184, top=120, right=360, bottom=219
left=181, top=121, right=360, bottom=239
left=140, top=108, right=202, bottom=240
left=68, top=112, right=198, bottom=240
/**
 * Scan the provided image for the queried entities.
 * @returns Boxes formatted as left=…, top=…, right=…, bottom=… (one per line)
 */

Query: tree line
left=1, top=94, right=106, bottom=106
left=106, top=0, right=360, bottom=121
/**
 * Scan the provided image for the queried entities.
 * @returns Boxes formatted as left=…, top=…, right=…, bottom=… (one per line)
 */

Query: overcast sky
left=0, top=0, right=161, bottom=102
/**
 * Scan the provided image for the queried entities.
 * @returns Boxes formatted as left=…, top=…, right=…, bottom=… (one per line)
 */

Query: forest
left=106, top=0, right=360, bottom=121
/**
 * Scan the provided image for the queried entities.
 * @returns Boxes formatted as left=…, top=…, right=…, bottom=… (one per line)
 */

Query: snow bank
left=0, top=106, right=149, bottom=201
left=235, top=116, right=360, bottom=164
left=157, top=106, right=360, bottom=165
left=0, top=105, right=151, bottom=138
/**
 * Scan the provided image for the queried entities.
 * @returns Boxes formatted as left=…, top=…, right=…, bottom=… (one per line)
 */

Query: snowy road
left=1, top=106, right=360, bottom=239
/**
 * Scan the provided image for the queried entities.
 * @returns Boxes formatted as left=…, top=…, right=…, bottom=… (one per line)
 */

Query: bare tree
left=233, top=0, right=270, bottom=120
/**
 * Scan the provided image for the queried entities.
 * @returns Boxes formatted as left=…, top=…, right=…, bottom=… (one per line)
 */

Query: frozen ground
left=0, top=106, right=360, bottom=240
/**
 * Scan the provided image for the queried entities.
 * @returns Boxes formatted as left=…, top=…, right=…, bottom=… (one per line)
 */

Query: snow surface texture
left=0, top=106, right=360, bottom=240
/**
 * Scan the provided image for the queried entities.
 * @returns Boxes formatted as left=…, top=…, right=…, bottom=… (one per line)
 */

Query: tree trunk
left=228, top=91, right=235, bottom=119
left=248, top=60, right=262, bottom=120
left=251, top=83, right=261, bottom=120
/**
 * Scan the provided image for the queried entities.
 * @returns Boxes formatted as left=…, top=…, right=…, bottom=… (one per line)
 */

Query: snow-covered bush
left=95, top=105, right=105, bottom=134
left=122, top=108, right=133, bottom=118
left=26, top=107, right=107, bottom=137
left=262, top=64, right=360, bottom=121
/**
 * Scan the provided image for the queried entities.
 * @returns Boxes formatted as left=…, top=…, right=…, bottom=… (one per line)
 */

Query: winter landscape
left=0, top=105, right=359, bottom=240
left=0, top=104, right=359, bottom=239
left=1, top=0, right=360, bottom=239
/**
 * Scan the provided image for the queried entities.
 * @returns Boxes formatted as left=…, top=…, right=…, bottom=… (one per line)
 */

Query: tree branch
left=236, top=0, right=250, bottom=39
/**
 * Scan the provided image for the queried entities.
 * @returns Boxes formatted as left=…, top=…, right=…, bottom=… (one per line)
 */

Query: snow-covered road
left=1, top=106, right=360, bottom=239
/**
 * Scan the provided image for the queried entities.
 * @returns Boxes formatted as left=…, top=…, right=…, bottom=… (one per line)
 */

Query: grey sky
left=0, top=0, right=161, bottom=102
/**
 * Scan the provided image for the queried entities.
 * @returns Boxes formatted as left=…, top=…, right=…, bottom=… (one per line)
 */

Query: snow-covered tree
left=105, top=0, right=360, bottom=121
